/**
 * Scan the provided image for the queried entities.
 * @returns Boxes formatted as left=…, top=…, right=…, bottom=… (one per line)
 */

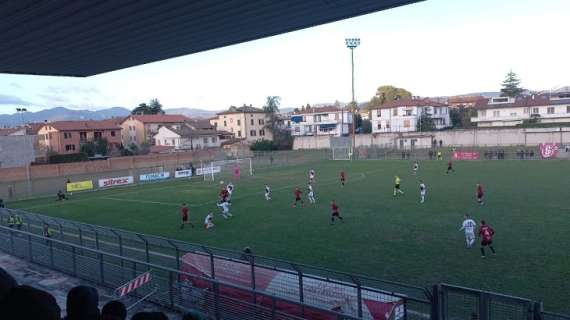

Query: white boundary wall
left=293, top=127, right=570, bottom=149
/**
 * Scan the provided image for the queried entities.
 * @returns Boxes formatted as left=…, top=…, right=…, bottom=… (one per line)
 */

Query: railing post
left=479, top=292, right=490, bottom=320
left=213, top=282, right=221, bottom=320
left=250, top=256, right=256, bottom=304
left=9, top=229, right=15, bottom=254
left=168, top=271, right=174, bottom=308
left=533, top=302, right=543, bottom=320
left=271, top=296, right=276, bottom=320
left=28, top=233, right=33, bottom=262
left=49, top=238, right=54, bottom=268
left=432, top=285, right=441, bottom=320
left=72, top=246, right=77, bottom=277
left=99, top=252, right=105, bottom=285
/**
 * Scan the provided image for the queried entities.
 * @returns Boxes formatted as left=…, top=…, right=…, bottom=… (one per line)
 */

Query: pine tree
left=500, top=71, right=524, bottom=97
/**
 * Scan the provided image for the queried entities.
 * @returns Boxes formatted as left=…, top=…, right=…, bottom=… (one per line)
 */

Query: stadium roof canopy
left=0, top=0, right=422, bottom=77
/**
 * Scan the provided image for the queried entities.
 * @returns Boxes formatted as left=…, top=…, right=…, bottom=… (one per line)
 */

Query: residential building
left=369, top=98, right=452, bottom=133
left=448, top=95, right=488, bottom=108
left=210, top=106, right=272, bottom=142
left=471, top=94, right=570, bottom=127
left=37, top=120, right=122, bottom=154
left=153, top=122, right=223, bottom=150
left=290, top=106, right=352, bottom=137
left=121, top=114, right=188, bottom=146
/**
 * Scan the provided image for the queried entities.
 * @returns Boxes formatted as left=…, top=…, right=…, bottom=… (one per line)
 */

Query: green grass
left=8, top=160, right=570, bottom=313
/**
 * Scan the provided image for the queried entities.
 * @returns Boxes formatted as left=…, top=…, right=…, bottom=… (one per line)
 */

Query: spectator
left=0, top=267, right=17, bottom=302
left=0, top=285, right=61, bottom=320
left=439, top=139, right=443, bottom=147
left=241, top=246, right=253, bottom=262
left=566, top=145, right=570, bottom=153
left=65, top=285, right=100, bottom=320
left=57, top=190, right=68, bottom=201
left=131, top=312, right=169, bottom=320
left=428, top=150, right=433, bottom=160
left=269, top=155, right=274, bottom=165
left=0, top=198, right=4, bottom=208
left=101, top=300, right=127, bottom=320
left=529, top=150, right=534, bottom=158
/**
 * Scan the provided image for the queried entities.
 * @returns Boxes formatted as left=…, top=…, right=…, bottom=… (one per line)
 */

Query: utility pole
left=345, top=38, right=360, bottom=159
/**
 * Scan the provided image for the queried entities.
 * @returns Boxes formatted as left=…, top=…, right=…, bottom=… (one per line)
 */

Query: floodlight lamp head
left=345, top=38, right=360, bottom=49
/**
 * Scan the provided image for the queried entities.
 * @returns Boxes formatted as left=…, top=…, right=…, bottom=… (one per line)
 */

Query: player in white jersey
left=204, top=212, right=214, bottom=230
left=264, top=184, right=272, bottom=200
left=217, top=201, right=232, bottom=219
left=459, top=214, right=477, bottom=248
left=309, top=169, right=316, bottom=183
left=413, top=161, right=419, bottom=175
left=226, top=183, right=234, bottom=202
left=419, top=180, right=427, bottom=203
left=307, top=183, right=316, bottom=204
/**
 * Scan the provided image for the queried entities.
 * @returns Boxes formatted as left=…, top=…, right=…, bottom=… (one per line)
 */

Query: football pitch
left=8, top=160, right=570, bottom=312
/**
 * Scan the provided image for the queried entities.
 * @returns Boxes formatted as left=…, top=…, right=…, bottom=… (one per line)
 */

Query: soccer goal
left=331, top=147, right=352, bottom=160
left=199, top=158, right=253, bottom=182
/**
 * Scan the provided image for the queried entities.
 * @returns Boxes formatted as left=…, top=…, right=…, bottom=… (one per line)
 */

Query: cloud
left=9, top=82, right=23, bottom=89
left=0, top=94, right=33, bottom=106
left=46, top=84, right=102, bottom=95
left=38, top=94, right=70, bottom=105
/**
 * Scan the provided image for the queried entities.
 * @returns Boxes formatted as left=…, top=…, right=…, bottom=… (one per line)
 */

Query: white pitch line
left=100, top=197, right=180, bottom=207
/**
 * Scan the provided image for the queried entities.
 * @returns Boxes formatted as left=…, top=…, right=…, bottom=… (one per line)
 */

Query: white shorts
left=420, top=191, right=426, bottom=196
left=465, top=232, right=475, bottom=240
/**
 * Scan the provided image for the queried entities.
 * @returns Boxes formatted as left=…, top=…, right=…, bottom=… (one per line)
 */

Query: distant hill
left=0, top=107, right=130, bottom=128
left=164, top=108, right=219, bottom=119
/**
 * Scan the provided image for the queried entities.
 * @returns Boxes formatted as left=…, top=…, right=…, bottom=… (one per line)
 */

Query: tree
left=80, top=142, right=96, bottom=157
left=368, top=85, right=412, bottom=109
left=450, top=107, right=477, bottom=129
left=361, top=119, right=372, bottom=134
left=500, top=70, right=524, bottom=97
left=263, top=96, right=281, bottom=113
left=417, top=111, right=436, bottom=131
left=131, top=98, right=164, bottom=115
left=250, top=139, right=278, bottom=151
left=95, top=138, right=109, bottom=155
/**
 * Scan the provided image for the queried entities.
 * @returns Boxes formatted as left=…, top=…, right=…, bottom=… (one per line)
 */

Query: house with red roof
left=369, top=98, right=452, bottom=133
left=120, top=114, right=188, bottom=147
left=37, top=119, right=122, bottom=154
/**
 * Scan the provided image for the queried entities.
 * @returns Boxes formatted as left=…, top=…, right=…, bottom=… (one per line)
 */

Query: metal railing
left=0, top=208, right=431, bottom=320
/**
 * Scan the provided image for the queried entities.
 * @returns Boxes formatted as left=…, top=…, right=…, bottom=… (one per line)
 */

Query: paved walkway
left=0, top=252, right=180, bottom=319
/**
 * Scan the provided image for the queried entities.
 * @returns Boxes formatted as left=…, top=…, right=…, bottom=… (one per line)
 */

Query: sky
left=1, top=0, right=569, bottom=114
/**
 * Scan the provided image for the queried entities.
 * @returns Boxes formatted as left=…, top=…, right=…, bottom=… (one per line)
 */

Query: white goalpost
left=199, top=158, right=253, bottom=182
left=331, top=147, right=352, bottom=160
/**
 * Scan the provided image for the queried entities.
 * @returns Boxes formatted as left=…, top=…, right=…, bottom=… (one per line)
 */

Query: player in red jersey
left=476, top=183, right=484, bottom=205
left=292, top=187, right=304, bottom=208
left=478, top=220, right=496, bottom=258
left=446, top=160, right=455, bottom=174
left=330, top=200, right=344, bottom=224
left=180, top=203, right=194, bottom=229
left=219, top=187, right=229, bottom=203
left=340, top=171, right=346, bottom=187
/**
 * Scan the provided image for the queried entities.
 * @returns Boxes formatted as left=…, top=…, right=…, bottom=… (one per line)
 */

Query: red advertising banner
left=539, top=143, right=559, bottom=159
left=452, top=151, right=480, bottom=160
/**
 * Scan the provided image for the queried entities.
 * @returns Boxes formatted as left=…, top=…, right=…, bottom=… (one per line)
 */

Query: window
left=377, top=123, right=382, bottom=130
left=63, top=132, right=72, bottom=139
left=250, top=130, right=256, bottom=136
left=259, top=129, right=265, bottom=136
left=547, top=107, right=555, bottom=114
left=172, top=139, right=175, bottom=145
left=510, top=112, right=517, bottom=117
left=493, top=111, right=500, bottom=117
left=403, top=120, right=411, bottom=128
left=250, top=119, right=254, bottom=125
left=111, top=131, right=116, bottom=137
left=376, top=111, right=381, bottom=118
left=203, top=137, right=208, bottom=144
left=258, top=119, right=264, bottom=125
left=392, top=109, right=398, bottom=116
left=386, top=122, right=391, bottom=129
left=335, top=113, right=339, bottom=120
left=480, top=110, right=486, bottom=117
left=237, top=131, right=242, bottom=137
left=294, top=127, right=300, bottom=133
left=212, top=137, right=217, bottom=143
left=94, top=131, right=102, bottom=140
left=524, top=108, right=530, bottom=114
left=307, top=125, right=312, bottom=133
left=405, top=109, right=412, bottom=116
left=567, top=106, right=570, bottom=113
left=237, top=120, right=241, bottom=126
left=79, top=132, right=86, bottom=142
left=65, top=144, right=76, bottom=151
left=224, top=120, right=227, bottom=127
left=532, top=108, right=539, bottom=114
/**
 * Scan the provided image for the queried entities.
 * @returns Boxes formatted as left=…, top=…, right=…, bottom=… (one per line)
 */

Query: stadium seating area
left=0, top=267, right=209, bottom=320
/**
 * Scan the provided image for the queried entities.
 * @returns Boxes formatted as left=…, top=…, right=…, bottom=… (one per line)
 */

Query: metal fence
left=0, top=208, right=430, bottom=320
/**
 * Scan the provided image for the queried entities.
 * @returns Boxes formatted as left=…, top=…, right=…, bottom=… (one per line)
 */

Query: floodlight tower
left=16, top=107, right=27, bottom=125
left=345, top=38, right=360, bottom=158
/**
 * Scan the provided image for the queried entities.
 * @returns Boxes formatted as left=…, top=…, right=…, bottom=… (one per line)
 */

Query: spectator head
left=0, top=267, right=17, bottom=302
left=0, top=285, right=61, bottom=320
left=101, top=300, right=127, bottom=320
left=66, top=285, right=100, bottom=320
left=131, top=312, right=169, bottom=320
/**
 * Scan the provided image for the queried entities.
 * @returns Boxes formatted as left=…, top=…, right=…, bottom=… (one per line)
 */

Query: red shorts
left=477, top=193, right=484, bottom=199
left=481, top=239, right=492, bottom=246
left=182, top=214, right=188, bottom=222
left=295, top=197, right=301, bottom=201
left=331, top=211, right=339, bottom=217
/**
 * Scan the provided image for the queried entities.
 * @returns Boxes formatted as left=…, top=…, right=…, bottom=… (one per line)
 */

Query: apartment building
left=37, top=119, right=122, bottom=154
left=153, top=123, right=222, bottom=150
left=369, top=98, right=452, bottom=133
left=210, top=106, right=272, bottom=142
left=471, top=94, right=570, bottom=127
left=121, top=114, right=188, bottom=146
left=289, top=106, right=352, bottom=137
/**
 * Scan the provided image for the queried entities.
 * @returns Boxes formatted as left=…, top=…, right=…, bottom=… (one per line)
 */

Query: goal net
left=331, top=147, right=352, bottom=160
left=199, top=158, right=253, bottom=182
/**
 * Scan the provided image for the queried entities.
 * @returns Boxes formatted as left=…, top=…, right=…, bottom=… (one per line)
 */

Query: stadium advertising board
left=181, top=252, right=402, bottom=320
left=196, top=166, right=221, bottom=176
left=66, top=180, right=94, bottom=192
left=452, top=151, right=480, bottom=160
left=174, top=170, right=193, bottom=178
left=98, top=176, right=134, bottom=188
left=139, top=172, right=170, bottom=182
left=539, top=143, right=558, bottom=159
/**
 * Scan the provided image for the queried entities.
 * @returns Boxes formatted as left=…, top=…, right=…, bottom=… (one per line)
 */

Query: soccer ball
left=220, top=181, right=224, bottom=185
